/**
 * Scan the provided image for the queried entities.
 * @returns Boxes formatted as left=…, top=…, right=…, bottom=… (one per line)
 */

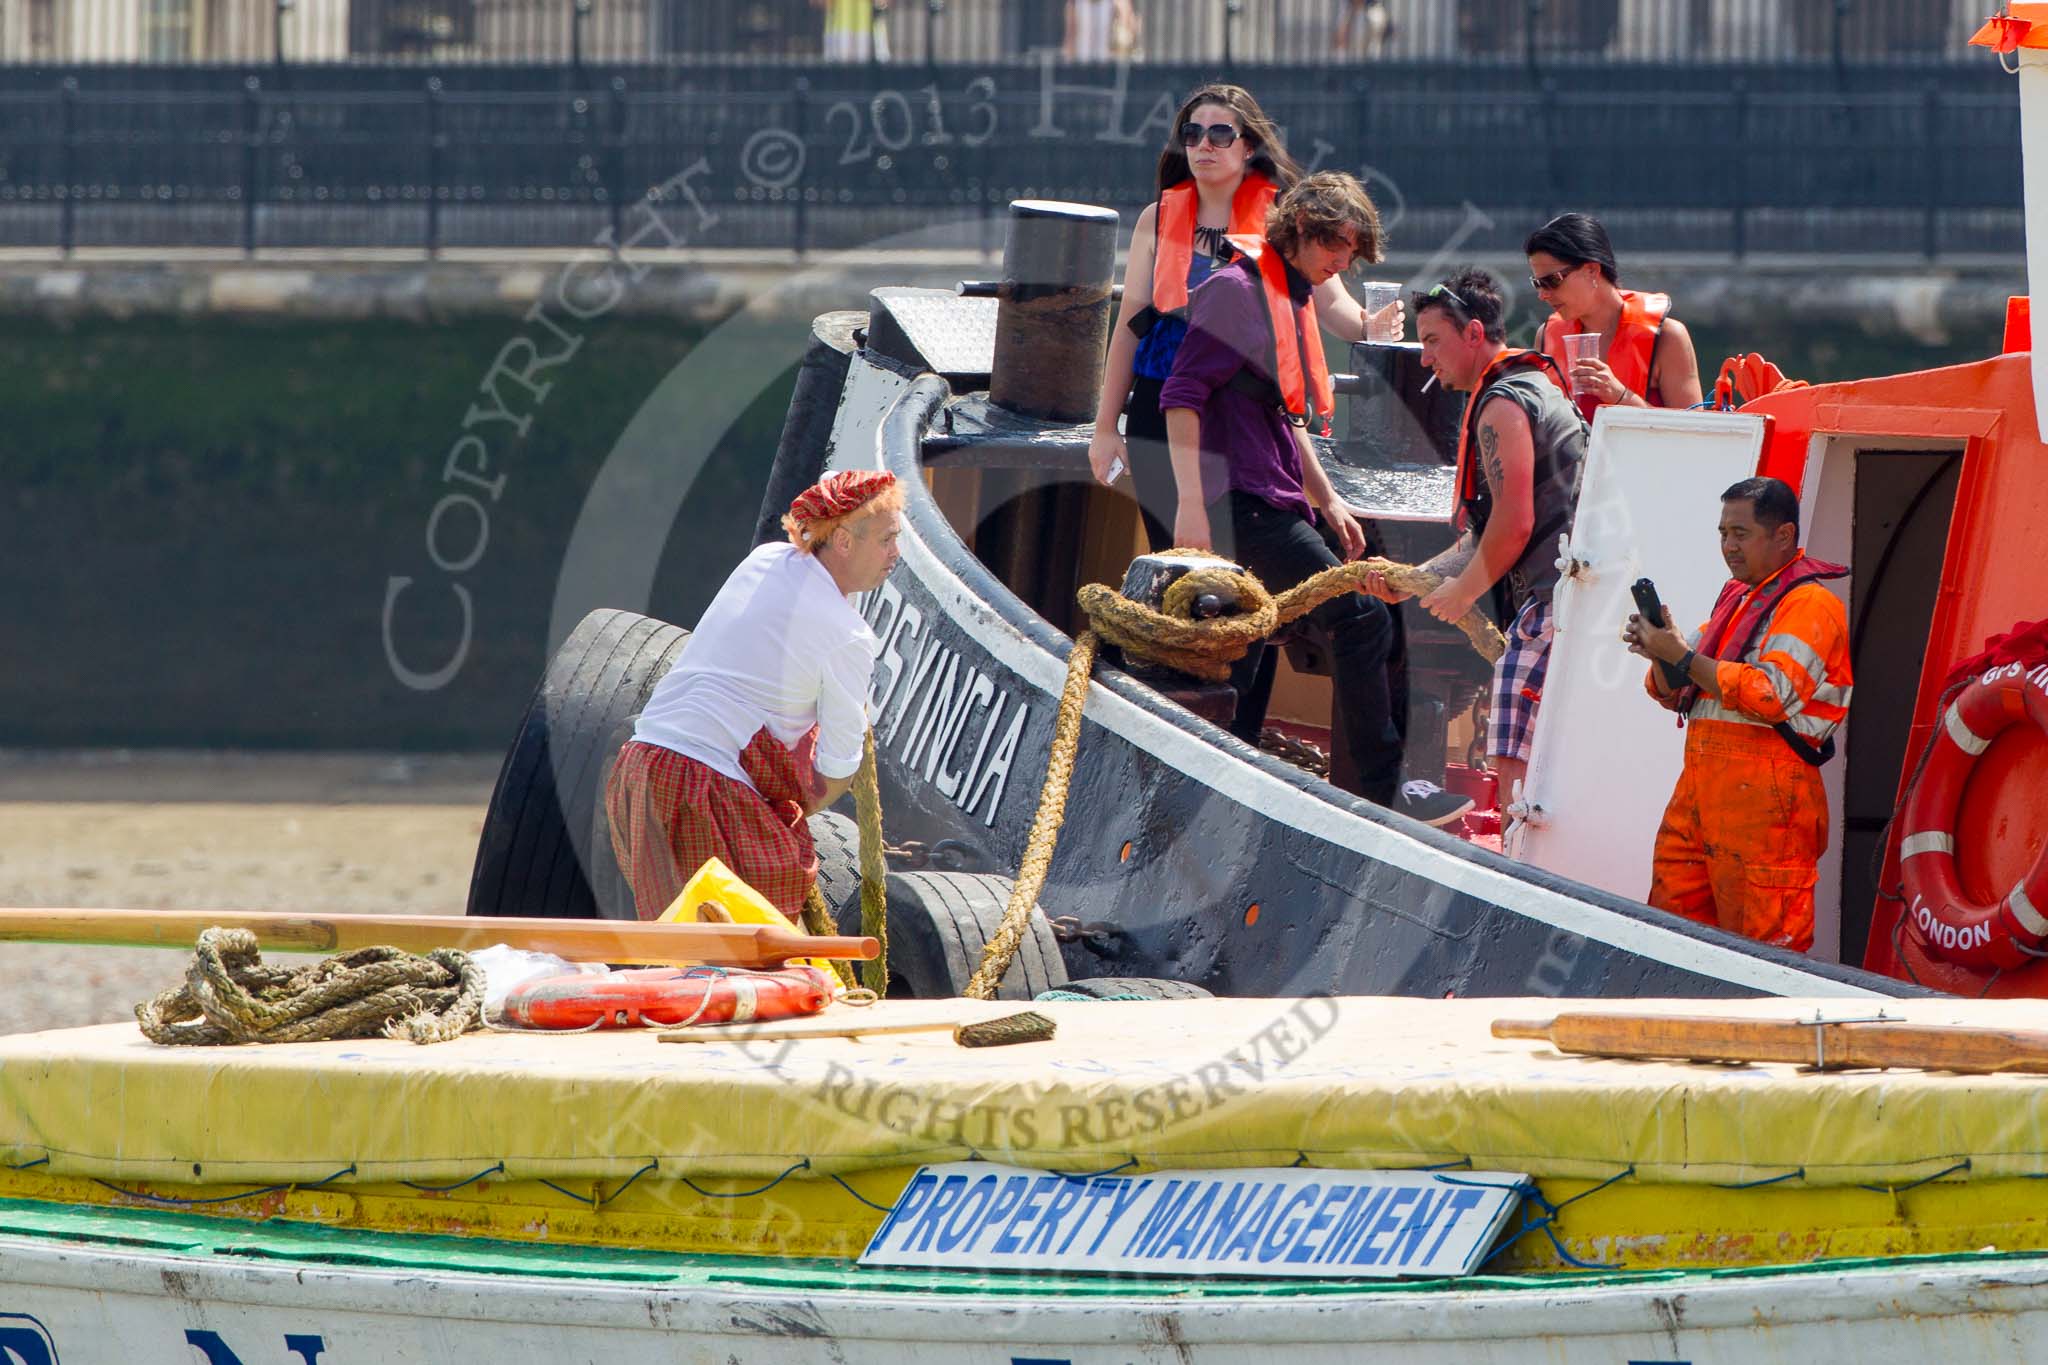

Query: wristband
left=1677, top=649, right=1697, bottom=675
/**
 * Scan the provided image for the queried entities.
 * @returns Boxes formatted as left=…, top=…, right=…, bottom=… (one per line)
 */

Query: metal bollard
left=988, top=199, right=1119, bottom=424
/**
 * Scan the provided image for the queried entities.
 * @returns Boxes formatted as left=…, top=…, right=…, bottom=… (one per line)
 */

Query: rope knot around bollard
left=1077, top=553, right=1506, bottom=684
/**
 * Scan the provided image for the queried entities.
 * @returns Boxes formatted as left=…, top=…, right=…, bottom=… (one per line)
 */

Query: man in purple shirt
left=1161, top=173, right=1468, bottom=826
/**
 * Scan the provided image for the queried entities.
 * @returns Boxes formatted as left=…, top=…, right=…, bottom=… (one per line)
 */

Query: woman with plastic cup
left=1525, top=213, right=1702, bottom=417
left=1089, top=84, right=1399, bottom=550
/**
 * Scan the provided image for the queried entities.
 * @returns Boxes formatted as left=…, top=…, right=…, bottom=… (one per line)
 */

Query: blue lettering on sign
left=0, top=1313, right=60, bottom=1365
left=184, top=1331, right=326, bottom=1364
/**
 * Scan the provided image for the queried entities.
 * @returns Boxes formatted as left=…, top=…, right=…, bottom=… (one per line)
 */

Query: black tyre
left=468, top=609, right=691, bottom=919
left=838, top=871, right=1069, bottom=1000
left=587, top=713, right=645, bottom=921
left=1049, top=977, right=1214, bottom=1001
left=809, top=808, right=866, bottom=927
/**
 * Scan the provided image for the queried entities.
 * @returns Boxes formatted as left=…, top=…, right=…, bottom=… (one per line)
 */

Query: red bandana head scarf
left=787, top=470, right=898, bottom=545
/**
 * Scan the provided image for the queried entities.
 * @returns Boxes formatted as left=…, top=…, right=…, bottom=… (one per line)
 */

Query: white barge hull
left=4, top=1236, right=2044, bottom=1363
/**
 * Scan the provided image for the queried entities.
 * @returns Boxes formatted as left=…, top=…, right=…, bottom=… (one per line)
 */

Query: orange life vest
left=1147, top=173, right=1278, bottom=318
left=1540, top=289, right=1672, bottom=406
left=1452, top=347, right=1571, bottom=521
left=1227, top=243, right=1336, bottom=435
left=1671, top=553, right=1853, bottom=764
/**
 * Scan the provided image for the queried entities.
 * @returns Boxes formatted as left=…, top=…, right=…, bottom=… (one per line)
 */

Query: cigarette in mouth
left=1421, top=374, right=1439, bottom=394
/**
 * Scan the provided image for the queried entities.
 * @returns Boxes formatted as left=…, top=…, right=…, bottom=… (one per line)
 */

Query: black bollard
left=989, top=199, right=1120, bottom=424
left=1118, top=552, right=1255, bottom=621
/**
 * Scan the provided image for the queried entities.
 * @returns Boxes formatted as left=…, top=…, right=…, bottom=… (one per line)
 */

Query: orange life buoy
left=501, top=964, right=836, bottom=1031
left=1899, top=664, right=2048, bottom=968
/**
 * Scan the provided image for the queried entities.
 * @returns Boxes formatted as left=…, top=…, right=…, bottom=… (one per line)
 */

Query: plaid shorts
left=604, top=732, right=820, bottom=923
left=1487, top=598, right=1554, bottom=763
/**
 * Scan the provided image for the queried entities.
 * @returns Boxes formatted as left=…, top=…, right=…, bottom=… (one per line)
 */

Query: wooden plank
left=0, top=907, right=877, bottom=967
left=1495, top=1011, right=2048, bottom=1076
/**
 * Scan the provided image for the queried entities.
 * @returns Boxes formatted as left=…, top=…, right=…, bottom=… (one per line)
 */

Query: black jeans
left=1123, top=374, right=1178, bottom=554
left=1214, top=490, right=1402, bottom=807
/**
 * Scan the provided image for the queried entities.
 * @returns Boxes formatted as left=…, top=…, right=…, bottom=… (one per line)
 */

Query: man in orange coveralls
left=1623, top=477, right=1854, bottom=952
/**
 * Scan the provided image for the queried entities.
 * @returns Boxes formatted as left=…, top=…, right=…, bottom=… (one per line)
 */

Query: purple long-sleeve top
left=1156, top=253, right=1315, bottom=522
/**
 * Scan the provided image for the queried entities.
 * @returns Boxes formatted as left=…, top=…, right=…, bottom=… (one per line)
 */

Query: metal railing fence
left=0, top=0, right=2002, bottom=68
left=0, top=61, right=2019, bottom=258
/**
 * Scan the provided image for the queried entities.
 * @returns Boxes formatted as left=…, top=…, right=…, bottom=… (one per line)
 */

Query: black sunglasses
left=1425, top=282, right=1471, bottom=317
left=1530, top=264, right=1582, bottom=293
left=1179, top=121, right=1243, bottom=150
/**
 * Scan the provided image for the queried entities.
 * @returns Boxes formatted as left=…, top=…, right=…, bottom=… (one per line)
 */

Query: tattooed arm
left=1418, top=396, right=1535, bottom=624
left=1420, top=532, right=1478, bottom=581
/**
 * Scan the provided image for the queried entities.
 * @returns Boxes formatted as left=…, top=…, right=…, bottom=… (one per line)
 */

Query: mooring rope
left=1077, top=553, right=1505, bottom=681
left=963, top=553, right=1502, bottom=996
left=136, top=926, right=483, bottom=1046
left=852, top=729, right=890, bottom=997
left=965, top=630, right=1098, bottom=1000
left=801, top=732, right=889, bottom=996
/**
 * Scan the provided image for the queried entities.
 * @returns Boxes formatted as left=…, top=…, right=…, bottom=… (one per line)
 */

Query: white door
left=1511, top=406, right=1767, bottom=901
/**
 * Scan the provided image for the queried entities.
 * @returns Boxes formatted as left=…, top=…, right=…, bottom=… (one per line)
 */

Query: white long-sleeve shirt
left=633, top=543, right=879, bottom=789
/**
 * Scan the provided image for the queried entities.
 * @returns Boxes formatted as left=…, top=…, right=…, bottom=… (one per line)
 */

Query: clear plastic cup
left=1562, top=331, right=1603, bottom=420
left=1360, top=281, right=1403, bottom=343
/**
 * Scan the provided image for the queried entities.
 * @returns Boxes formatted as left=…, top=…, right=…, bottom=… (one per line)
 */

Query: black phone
left=1630, top=577, right=1690, bottom=690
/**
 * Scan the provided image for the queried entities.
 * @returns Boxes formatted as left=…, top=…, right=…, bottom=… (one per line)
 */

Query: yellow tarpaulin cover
left=6, top=995, right=2048, bottom=1191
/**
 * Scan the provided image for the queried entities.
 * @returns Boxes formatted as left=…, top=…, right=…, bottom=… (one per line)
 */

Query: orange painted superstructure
left=1742, top=352, right=2048, bottom=992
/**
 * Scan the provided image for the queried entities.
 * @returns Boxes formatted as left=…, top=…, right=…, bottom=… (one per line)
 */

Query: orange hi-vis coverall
left=1646, top=558, right=1854, bottom=952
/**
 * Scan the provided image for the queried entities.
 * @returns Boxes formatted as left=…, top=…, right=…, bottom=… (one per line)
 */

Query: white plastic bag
left=470, top=945, right=610, bottom=1025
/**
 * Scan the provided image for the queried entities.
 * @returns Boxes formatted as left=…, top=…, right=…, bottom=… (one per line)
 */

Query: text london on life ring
left=1901, top=662, right=2048, bottom=968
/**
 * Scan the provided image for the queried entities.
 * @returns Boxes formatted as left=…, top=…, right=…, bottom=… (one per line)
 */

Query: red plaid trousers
left=604, top=730, right=821, bottom=923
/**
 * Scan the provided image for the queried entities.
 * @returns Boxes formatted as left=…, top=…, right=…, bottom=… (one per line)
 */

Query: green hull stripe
left=0, top=1195, right=2035, bottom=1299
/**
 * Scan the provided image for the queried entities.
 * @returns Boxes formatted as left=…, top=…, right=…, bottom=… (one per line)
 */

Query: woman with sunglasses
left=1525, top=213, right=1702, bottom=413
left=1089, top=85, right=1396, bottom=550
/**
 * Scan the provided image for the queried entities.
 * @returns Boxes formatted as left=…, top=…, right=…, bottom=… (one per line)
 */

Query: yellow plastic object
left=659, top=856, right=837, bottom=978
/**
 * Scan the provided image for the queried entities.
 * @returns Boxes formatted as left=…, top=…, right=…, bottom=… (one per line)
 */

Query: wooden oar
left=1494, top=1012, right=2048, bottom=1076
left=0, top=908, right=878, bottom=967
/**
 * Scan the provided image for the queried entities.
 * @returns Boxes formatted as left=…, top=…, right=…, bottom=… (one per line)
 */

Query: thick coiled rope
left=136, top=927, right=482, bottom=1046
left=800, top=732, right=890, bottom=996
left=964, top=630, right=1098, bottom=1000
left=852, top=730, right=890, bottom=996
left=1077, top=554, right=1505, bottom=682
left=963, top=553, right=1504, bottom=996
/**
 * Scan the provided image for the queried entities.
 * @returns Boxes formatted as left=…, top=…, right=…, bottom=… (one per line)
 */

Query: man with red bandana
left=605, top=470, right=905, bottom=922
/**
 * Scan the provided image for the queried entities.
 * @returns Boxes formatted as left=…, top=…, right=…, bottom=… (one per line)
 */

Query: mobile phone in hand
left=1106, top=455, right=1126, bottom=486
left=1631, top=577, right=1689, bottom=690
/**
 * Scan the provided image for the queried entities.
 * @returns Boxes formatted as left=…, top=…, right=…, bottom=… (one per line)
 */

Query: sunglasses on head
left=1530, top=263, right=1583, bottom=294
left=1426, top=282, right=1471, bottom=316
left=1179, top=121, right=1243, bottom=150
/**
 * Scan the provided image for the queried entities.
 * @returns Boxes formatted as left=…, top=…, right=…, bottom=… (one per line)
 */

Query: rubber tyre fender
left=468, top=609, right=691, bottom=920
left=808, top=808, right=866, bottom=928
left=1050, top=977, right=1214, bottom=1001
left=838, top=870, right=1069, bottom=1000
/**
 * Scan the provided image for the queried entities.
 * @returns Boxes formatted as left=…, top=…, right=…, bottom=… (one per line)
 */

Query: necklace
left=1192, top=224, right=1231, bottom=259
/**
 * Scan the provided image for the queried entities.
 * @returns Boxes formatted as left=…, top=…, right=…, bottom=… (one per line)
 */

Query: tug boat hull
left=5, top=1230, right=2048, bottom=1364
left=814, top=350, right=1910, bottom=1001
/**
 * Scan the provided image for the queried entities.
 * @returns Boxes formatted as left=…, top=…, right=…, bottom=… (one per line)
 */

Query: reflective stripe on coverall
left=1646, top=578, right=1853, bottom=953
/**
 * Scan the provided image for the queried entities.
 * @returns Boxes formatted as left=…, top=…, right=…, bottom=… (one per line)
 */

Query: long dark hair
left=1523, top=212, right=1620, bottom=284
left=1154, top=84, right=1301, bottom=197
